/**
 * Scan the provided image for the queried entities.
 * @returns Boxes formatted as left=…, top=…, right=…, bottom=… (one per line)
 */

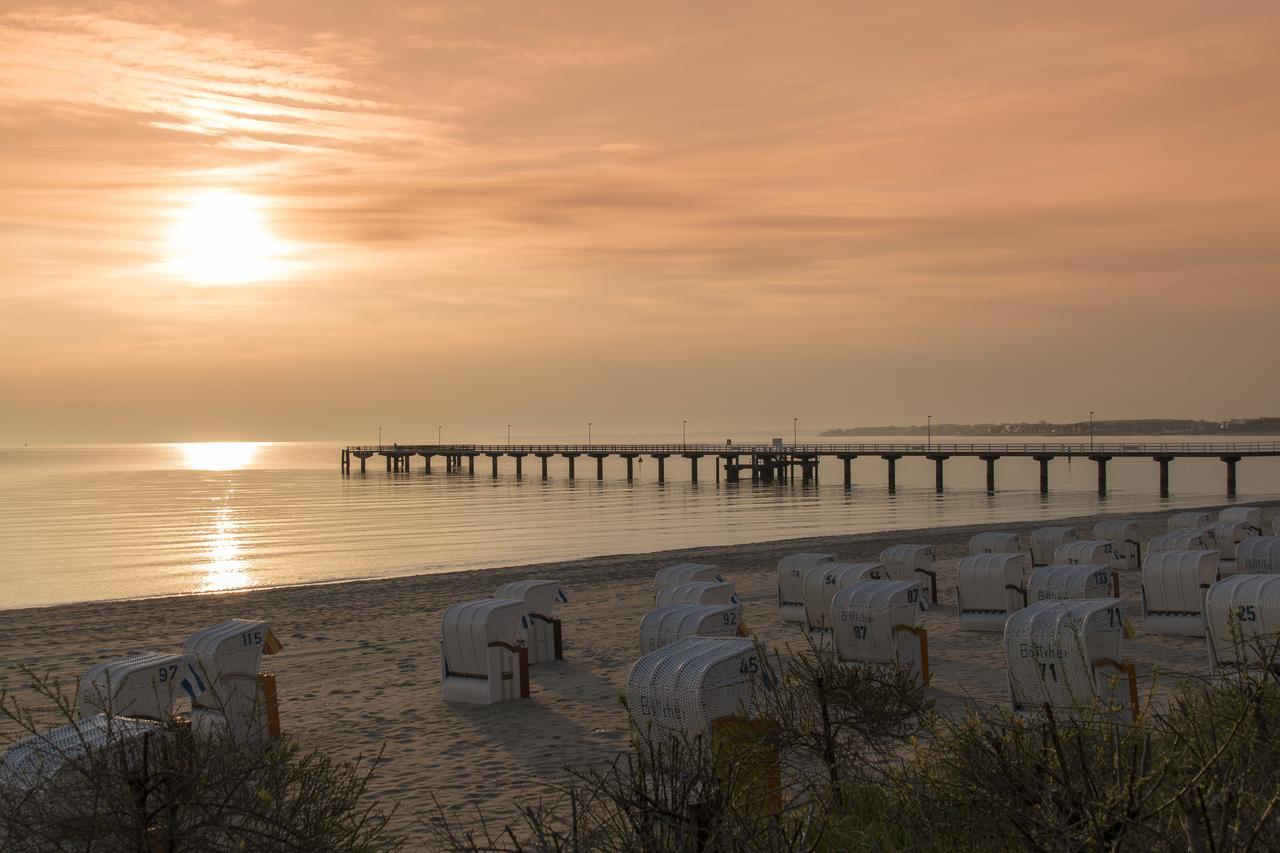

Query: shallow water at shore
left=3, top=436, right=1277, bottom=609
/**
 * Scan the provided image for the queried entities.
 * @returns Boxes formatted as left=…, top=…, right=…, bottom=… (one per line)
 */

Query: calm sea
left=2, top=436, right=1277, bottom=610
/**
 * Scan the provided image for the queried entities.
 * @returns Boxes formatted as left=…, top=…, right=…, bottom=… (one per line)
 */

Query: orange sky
left=2, top=2, right=1278, bottom=442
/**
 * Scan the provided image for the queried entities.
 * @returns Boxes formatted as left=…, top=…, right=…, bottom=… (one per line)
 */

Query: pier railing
left=345, top=441, right=1280, bottom=456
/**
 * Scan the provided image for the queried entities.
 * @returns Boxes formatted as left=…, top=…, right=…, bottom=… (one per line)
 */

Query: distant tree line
left=821, top=417, right=1280, bottom=437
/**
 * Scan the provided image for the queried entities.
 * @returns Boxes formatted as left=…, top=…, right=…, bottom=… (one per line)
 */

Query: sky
left=2, top=1, right=1278, bottom=442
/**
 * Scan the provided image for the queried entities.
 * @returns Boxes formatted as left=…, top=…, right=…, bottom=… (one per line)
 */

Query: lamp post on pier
left=588, top=422, right=592, bottom=446
left=507, top=424, right=511, bottom=448
left=683, top=419, right=687, bottom=448
left=1090, top=411, right=1095, bottom=451
left=927, top=414, right=932, bottom=449
left=793, top=417, right=798, bottom=446
left=437, top=425, right=442, bottom=444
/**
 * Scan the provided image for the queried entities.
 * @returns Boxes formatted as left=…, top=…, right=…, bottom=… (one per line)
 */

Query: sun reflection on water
left=176, top=442, right=261, bottom=470
left=199, top=507, right=255, bottom=593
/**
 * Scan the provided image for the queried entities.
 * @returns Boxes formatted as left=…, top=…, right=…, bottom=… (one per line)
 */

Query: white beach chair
left=638, top=603, right=744, bottom=655
left=1234, top=537, right=1280, bottom=575
left=1218, top=507, right=1263, bottom=530
left=777, top=553, right=835, bottom=624
left=1092, top=519, right=1143, bottom=571
left=1141, top=550, right=1220, bottom=636
left=495, top=579, right=567, bottom=664
left=1209, top=521, right=1259, bottom=563
left=831, top=579, right=929, bottom=685
left=184, top=619, right=284, bottom=744
left=1148, top=528, right=1215, bottom=555
left=441, top=599, right=530, bottom=706
left=78, top=651, right=192, bottom=721
left=1168, top=511, right=1213, bottom=531
left=802, top=562, right=883, bottom=634
left=1030, top=527, right=1079, bottom=567
left=1204, top=574, right=1280, bottom=674
left=968, top=531, right=1026, bottom=558
left=956, top=553, right=1028, bottom=631
left=654, top=563, right=722, bottom=596
left=1027, top=564, right=1117, bottom=602
left=0, top=714, right=162, bottom=793
left=627, top=637, right=766, bottom=742
left=1004, top=598, right=1137, bottom=722
left=656, top=581, right=739, bottom=609
left=879, top=544, right=938, bottom=606
left=1054, top=540, right=1125, bottom=576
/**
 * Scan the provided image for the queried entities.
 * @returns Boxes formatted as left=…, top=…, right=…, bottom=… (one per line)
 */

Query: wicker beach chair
left=627, top=637, right=765, bottom=742
left=956, top=553, right=1028, bottom=631
left=656, top=580, right=739, bottom=609
left=184, top=619, right=283, bottom=744
left=654, top=563, right=722, bottom=596
left=802, top=562, right=883, bottom=634
left=0, top=714, right=162, bottom=792
left=1027, top=564, right=1117, bottom=602
left=1141, top=550, right=1220, bottom=636
left=831, top=579, right=929, bottom=685
left=1168, top=511, right=1213, bottom=531
left=1204, top=574, right=1280, bottom=674
left=495, top=579, right=567, bottom=664
left=638, top=603, right=744, bottom=655
left=1030, top=527, right=1079, bottom=567
left=777, top=553, right=836, bottom=624
left=440, top=599, right=530, bottom=706
left=1234, top=537, right=1280, bottom=575
left=78, top=651, right=192, bottom=721
left=1004, top=598, right=1137, bottom=722
left=1149, top=528, right=1215, bottom=555
left=1092, top=518, right=1143, bottom=570
left=879, top=544, right=938, bottom=605
left=968, top=531, right=1026, bottom=558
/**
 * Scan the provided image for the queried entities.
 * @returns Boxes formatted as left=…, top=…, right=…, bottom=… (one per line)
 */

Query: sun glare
left=167, top=191, right=287, bottom=285
left=177, top=442, right=262, bottom=470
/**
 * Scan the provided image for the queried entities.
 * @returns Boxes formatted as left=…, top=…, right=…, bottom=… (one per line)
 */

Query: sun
left=167, top=190, right=287, bottom=284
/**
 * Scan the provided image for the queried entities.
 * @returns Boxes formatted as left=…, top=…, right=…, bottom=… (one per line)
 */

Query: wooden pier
left=341, top=441, right=1280, bottom=496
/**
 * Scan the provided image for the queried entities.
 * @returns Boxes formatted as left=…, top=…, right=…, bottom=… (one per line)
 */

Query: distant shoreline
left=821, top=430, right=1280, bottom=437
left=822, top=418, right=1280, bottom=438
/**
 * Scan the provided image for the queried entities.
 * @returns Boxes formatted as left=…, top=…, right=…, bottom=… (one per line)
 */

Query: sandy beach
left=2, top=499, right=1277, bottom=841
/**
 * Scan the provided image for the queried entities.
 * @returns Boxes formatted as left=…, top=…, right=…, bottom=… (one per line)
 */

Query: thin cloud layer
left=1, top=2, right=1279, bottom=440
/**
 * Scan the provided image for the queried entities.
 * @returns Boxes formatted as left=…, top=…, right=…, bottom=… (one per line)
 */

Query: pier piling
left=1222, top=455, right=1241, bottom=496
left=979, top=454, right=999, bottom=493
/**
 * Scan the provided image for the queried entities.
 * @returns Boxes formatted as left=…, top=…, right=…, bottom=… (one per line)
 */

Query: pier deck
left=341, top=441, right=1280, bottom=496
